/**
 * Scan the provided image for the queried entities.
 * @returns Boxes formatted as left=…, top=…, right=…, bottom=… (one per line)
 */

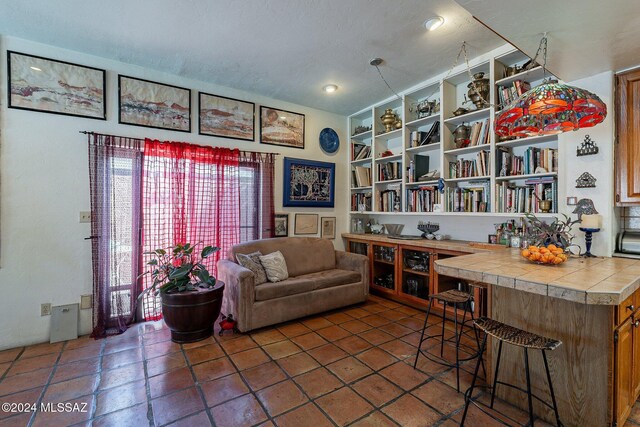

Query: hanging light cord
left=530, top=33, right=549, bottom=80
left=372, top=63, right=402, bottom=101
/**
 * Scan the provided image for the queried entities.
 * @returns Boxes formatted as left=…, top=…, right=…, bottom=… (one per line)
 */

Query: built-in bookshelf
left=347, top=44, right=560, bottom=217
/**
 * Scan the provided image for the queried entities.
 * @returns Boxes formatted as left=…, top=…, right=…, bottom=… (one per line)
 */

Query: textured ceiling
left=0, top=0, right=504, bottom=115
left=456, top=0, right=640, bottom=82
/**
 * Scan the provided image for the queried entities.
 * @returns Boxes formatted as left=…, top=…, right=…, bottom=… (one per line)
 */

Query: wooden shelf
left=350, top=186, right=372, bottom=191
left=375, top=154, right=402, bottom=163
left=495, top=172, right=557, bottom=181
left=350, top=158, right=372, bottom=165
left=495, top=134, right=558, bottom=148
left=406, top=114, right=439, bottom=128
left=406, top=142, right=441, bottom=154
left=496, top=65, right=545, bottom=86
left=406, top=180, right=439, bottom=187
left=376, top=178, right=402, bottom=185
left=374, top=259, right=395, bottom=265
left=444, top=144, right=490, bottom=156
left=444, top=108, right=490, bottom=126
left=445, top=176, right=490, bottom=183
left=351, top=130, right=372, bottom=141
left=375, top=128, right=403, bottom=141
left=402, top=268, right=430, bottom=277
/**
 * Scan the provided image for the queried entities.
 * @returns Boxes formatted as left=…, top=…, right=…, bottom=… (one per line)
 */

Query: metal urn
left=453, top=123, right=471, bottom=148
left=380, top=108, right=398, bottom=133
left=415, top=99, right=440, bottom=118
left=467, top=72, right=490, bottom=109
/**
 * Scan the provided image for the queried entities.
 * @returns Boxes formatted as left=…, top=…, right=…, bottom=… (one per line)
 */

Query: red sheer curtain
left=141, top=139, right=241, bottom=320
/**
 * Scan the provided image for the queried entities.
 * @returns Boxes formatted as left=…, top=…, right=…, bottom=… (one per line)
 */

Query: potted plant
left=139, top=242, right=225, bottom=343
left=524, top=213, right=580, bottom=251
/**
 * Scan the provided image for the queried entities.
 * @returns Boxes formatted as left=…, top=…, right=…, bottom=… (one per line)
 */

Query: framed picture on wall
left=274, top=214, right=289, bottom=237
left=283, top=158, right=335, bottom=208
left=7, top=51, right=106, bottom=120
left=321, top=217, right=336, bottom=239
left=294, top=213, right=318, bottom=235
left=260, top=106, right=305, bottom=149
left=118, top=75, right=191, bottom=132
left=198, top=92, right=255, bottom=141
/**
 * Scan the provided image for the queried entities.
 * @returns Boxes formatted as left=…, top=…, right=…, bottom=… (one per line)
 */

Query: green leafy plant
left=524, top=213, right=580, bottom=249
left=140, top=243, right=220, bottom=294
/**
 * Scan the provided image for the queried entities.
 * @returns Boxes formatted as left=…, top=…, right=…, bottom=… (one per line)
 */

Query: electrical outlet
left=41, top=303, right=52, bottom=316
left=79, top=211, right=91, bottom=223
left=80, top=295, right=93, bottom=310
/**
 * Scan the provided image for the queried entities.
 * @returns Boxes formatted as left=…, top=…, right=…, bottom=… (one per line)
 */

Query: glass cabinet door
left=348, top=241, right=369, bottom=256
left=400, top=248, right=430, bottom=301
left=372, top=244, right=396, bottom=293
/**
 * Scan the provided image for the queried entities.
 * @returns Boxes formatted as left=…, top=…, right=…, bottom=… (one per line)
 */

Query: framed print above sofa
left=283, top=158, right=335, bottom=208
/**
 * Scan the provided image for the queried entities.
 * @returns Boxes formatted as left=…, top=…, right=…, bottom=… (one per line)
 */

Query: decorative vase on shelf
left=380, top=109, right=398, bottom=133
left=467, top=72, right=490, bottom=109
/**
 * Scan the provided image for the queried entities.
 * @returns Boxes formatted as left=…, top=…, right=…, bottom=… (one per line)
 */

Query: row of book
left=377, top=185, right=401, bottom=212
left=406, top=186, right=441, bottom=212
left=351, top=192, right=372, bottom=211
left=378, top=162, right=401, bottom=181
left=408, top=121, right=440, bottom=148
left=351, top=166, right=371, bottom=188
left=495, top=177, right=557, bottom=213
left=352, top=144, right=371, bottom=161
left=496, top=146, right=558, bottom=176
left=444, top=183, right=490, bottom=213
left=449, top=150, right=489, bottom=178
left=467, top=119, right=490, bottom=147
left=497, top=80, right=531, bottom=106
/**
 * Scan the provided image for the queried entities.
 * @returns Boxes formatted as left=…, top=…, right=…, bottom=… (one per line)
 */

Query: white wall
left=0, top=36, right=348, bottom=350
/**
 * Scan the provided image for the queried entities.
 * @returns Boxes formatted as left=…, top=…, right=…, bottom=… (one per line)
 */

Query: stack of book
left=352, top=166, right=371, bottom=188
left=449, top=150, right=489, bottom=178
left=377, top=184, right=401, bottom=212
left=468, top=119, right=490, bottom=146
left=378, top=162, right=401, bottom=181
left=351, top=192, right=372, bottom=211
left=497, top=80, right=531, bottom=106
left=406, top=185, right=441, bottom=212
left=445, top=183, right=489, bottom=213
left=409, top=121, right=440, bottom=148
left=496, top=146, right=558, bottom=176
left=352, top=144, right=371, bottom=161
left=495, top=177, right=557, bottom=213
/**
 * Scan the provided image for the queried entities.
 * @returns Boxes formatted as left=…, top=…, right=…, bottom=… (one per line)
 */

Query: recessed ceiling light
left=424, top=16, right=445, bottom=31
left=30, top=66, right=42, bottom=71
left=323, top=84, right=338, bottom=93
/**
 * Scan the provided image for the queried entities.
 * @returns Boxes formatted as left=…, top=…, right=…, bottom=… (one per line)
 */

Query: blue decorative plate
left=319, top=128, right=340, bottom=153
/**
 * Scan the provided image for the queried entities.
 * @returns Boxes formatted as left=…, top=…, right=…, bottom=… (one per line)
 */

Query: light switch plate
left=79, top=211, right=91, bottom=223
left=80, top=295, right=92, bottom=310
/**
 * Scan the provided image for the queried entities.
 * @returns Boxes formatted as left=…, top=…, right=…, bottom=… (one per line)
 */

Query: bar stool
left=461, top=317, right=563, bottom=427
left=413, top=288, right=485, bottom=392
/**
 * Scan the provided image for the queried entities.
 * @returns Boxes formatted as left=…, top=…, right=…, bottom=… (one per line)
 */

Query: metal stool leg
left=454, top=303, right=460, bottom=392
left=413, top=299, right=433, bottom=369
left=440, top=301, right=447, bottom=357
left=524, top=348, right=535, bottom=426
left=490, top=340, right=503, bottom=409
left=469, top=301, right=486, bottom=379
left=461, top=334, right=487, bottom=426
left=542, top=350, right=562, bottom=426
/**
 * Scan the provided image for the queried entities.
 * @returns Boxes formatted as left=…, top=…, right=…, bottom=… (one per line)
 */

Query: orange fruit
left=539, top=247, right=549, bottom=254
left=553, top=257, right=563, bottom=264
left=552, top=249, right=563, bottom=255
left=521, top=249, right=530, bottom=258
left=528, top=246, right=539, bottom=253
left=547, top=244, right=557, bottom=251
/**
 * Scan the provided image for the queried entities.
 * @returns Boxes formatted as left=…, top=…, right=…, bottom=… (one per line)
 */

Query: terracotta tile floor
left=0, top=295, right=594, bottom=426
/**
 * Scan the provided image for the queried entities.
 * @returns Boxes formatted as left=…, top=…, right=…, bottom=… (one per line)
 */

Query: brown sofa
left=217, top=237, right=369, bottom=332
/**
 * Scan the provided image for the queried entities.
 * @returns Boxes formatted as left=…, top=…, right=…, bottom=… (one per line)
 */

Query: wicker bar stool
left=413, top=287, right=485, bottom=392
left=461, top=317, right=563, bottom=427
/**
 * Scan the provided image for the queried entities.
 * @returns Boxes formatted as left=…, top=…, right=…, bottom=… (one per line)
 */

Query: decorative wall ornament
left=118, top=75, right=191, bottom=132
left=198, top=92, right=254, bottom=141
left=577, top=135, right=599, bottom=156
left=283, top=158, right=335, bottom=207
left=8, top=51, right=106, bottom=120
left=572, top=198, right=598, bottom=220
left=576, top=172, right=597, bottom=188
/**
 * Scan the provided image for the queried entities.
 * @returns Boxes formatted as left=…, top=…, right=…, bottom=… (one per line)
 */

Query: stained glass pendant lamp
left=495, top=35, right=607, bottom=138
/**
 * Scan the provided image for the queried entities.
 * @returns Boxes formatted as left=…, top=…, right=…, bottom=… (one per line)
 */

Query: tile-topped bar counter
left=433, top=249, right=640, bottom=426
left=342, top=233, right=505, bottom=254
left=434, top=248, right=640, bottom=305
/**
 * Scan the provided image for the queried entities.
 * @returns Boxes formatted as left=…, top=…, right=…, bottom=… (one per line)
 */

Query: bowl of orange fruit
left=521, top=244, right=568, bottom=265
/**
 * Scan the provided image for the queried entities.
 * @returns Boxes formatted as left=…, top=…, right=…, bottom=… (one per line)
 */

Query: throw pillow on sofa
left=259, top=251, right=289, bottom=283
left=236, top=252, right=268, bottom=285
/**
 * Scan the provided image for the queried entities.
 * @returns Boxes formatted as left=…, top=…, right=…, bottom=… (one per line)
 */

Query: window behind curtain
left=240, top=152, right=275, bottom=241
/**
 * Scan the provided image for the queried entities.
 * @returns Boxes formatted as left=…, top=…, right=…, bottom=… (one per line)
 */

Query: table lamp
left=579, top=214, right=601, bottom=257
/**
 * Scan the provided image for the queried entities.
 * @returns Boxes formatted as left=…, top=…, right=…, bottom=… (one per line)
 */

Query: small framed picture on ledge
left=274, top=214, right=289, bottom=237
left=294, top=213, right=318, bottom=235
left=321, top=217, right=336, bottom=239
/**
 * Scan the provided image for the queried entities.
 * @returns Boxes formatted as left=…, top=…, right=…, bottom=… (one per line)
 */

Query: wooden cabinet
left=614, top=287, right=640, bottom=426
left=615, top=69, right=640, bottom=205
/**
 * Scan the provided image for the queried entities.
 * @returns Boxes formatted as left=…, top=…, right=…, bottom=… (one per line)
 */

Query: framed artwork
left=7, top=51, right=106, bottom=120
left=294, top=214, right=318, bottom=235
left=321, top=217, right=336, bottom=239
left=118, top=75, right=190, bottom=132
left=283, top=158, right=335, bottom=208
left=274, top=214, right=289, bottom=237
left=199, top=92, right=255, bottom=141
left=260, top=106, right=305, bottom=149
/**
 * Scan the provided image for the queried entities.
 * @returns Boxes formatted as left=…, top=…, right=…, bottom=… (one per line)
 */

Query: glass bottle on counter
left=510, top=229, right=522, bottom=248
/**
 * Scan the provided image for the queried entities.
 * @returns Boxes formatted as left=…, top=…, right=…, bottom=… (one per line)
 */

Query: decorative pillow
left=236, top=252, right=268, bottom=285
left=259, top=251, right=289, bottom=283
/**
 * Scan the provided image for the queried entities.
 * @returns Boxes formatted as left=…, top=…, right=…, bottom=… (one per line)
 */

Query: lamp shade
left=495, top=81, right=607, bottom=138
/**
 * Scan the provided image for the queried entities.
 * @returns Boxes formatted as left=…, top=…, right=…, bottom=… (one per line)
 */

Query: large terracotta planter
left=161, top=281, right=225, bottom=343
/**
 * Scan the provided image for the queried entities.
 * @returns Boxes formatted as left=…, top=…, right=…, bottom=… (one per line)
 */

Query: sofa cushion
left=229, top=237, right=336, bottom=277
left=254, top=269, right=361, bottom=301
left=259, top=251, right=289, bottom=283
left=236, top=252, right=268, bottom=285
